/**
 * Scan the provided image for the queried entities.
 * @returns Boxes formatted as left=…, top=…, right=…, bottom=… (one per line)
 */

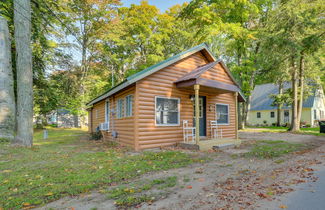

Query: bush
left=90, top=131, right=102, bottom=140
left=49, top=123, right=58, bottom=128
left=0, top=137, right=10, bottom=143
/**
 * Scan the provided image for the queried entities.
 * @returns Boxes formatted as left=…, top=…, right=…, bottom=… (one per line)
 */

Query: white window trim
left=105, top=99, right=110, bottom=123
left=155, top=96, right=180, bottom=126
left=216, top=103, right=230, bottom=125
left=117, top=98, right=124, bottom=119
left=125, top=95, right=133, bottom=117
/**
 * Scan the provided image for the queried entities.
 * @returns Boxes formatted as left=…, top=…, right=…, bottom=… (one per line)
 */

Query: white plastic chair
left=183, top=120, right=196, bottom=143
left=210, top=120, right=223, bottom=139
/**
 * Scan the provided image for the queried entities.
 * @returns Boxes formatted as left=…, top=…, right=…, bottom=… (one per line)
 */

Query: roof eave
left=86, top=43, right=216, bottom=106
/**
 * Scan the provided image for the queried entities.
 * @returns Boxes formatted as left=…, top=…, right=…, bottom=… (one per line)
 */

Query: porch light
left=189, top=95, right=195, bottom=101
left=209, top=104, right=214, bottom=111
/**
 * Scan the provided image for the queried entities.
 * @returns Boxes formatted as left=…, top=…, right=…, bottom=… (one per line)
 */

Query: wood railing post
left=194, top=84, right=200, bottom=144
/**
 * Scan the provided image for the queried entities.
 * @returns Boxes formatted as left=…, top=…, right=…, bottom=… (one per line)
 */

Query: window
left=117, top=98, right=124, bottom=119
left=314, top=109, right=317, bottom=120
left=155, top=97, right=180, bottom=126
left=216, top=104, right=229, bottom=124
left=105, top=100, right=110, bottom=123
left=125, top=95, right=133, bottom=117
left=95, top=110, right=98, bottom=119
left=270, top=111, right=275, bottom=118
left=257, top=112, right=261, bottom=118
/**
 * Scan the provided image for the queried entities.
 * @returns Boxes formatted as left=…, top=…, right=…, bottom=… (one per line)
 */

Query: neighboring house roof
left=250, top=83, right=315, bottom=111
left=87, top=43, right=244, bottom=106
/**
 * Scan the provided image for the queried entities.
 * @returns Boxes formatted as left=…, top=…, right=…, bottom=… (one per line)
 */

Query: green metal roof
left=86, top=43, right=245, bottom=106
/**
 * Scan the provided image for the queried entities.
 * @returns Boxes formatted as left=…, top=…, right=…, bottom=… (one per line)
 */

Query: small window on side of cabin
left=155, top=97, right=180, bottom=126
left=257, top=112, right=261, bottom=118
left=270, top=111, right=275, bottom=118
left=216, top=104, right=229, bottom=125
left=95, top=110, right=98, bottom=119
left=117, top=98, right=124, bottom=119
left=125, top=95, right=133, bottom=117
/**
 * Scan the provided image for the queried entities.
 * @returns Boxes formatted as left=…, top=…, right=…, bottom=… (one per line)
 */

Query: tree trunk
left=240, top=103, right=246, bottom=129
left=277, top=81, right=283, bottom=127
left=0, top=17, right=16, bottom=142
left=290, top=58, right=299, bottom=131
left=297, top=52, right=304, bottom=126
left=13, top=0, right=33, bottom=146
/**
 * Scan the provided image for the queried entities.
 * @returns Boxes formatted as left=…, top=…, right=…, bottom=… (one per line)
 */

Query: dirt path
left=38, top=132, right=325, bottom=210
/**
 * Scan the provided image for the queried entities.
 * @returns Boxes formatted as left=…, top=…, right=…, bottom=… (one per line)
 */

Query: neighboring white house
left=46, top=109, right=82, bottom=128
left=247, top=83, right=325, bottom=127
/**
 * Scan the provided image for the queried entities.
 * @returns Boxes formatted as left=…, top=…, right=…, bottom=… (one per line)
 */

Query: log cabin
left=86, top=43, right=245, bottom=151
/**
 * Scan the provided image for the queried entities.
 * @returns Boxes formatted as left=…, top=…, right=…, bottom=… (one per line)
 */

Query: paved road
left=260, top=164, right=325, bottom=210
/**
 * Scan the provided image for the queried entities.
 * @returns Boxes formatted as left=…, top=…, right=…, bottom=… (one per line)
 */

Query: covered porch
left=174, top=61, right=245, bottom=151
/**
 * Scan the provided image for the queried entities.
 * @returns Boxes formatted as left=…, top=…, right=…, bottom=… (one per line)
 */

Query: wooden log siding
left=90, top=85, right=135, bottom=148
left=200, top=63, right=234, bottom=85
left=136, top=52, right=207, bottom=149
left=88, top=50, right=238, bottom=150
left=90, top=100, right=105, bottom=132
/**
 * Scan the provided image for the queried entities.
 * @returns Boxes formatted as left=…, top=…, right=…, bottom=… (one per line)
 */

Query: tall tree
left=0, top=17, right=15, bottom=142
left=14, top=0, right=33, bottom=146
left=182, top=0, right=275, bottom=129
left=263, top=0, right=324, bottom=131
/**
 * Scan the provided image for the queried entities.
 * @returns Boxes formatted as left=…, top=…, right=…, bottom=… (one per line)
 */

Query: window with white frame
left=117, top=98, right=124, bottom=119
left=105, top=100, right=110, bottom=123
left=125, top=95, right=133, bottom=117
left=216, top=104, right=229, bottom=124
left=155, top=97, right=180, bottom=126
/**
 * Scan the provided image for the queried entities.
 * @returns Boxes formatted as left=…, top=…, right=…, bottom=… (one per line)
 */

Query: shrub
left=90, top=131, right=102, bottom=140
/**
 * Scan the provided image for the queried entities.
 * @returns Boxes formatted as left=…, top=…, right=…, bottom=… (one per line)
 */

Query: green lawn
left=0, top=128, right=207, bottom=209
left=244, top=126, right=325, bottom=136
left=245, top=140, right=307, bottom=159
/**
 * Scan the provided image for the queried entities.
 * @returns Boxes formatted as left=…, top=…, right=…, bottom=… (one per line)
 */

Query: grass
left=245, top=140, right=307, bottom=159
left=244, top=126, right=325, bottom=136
left=106, top=176, right=177, bottom=207
left=0, top=128, right=206, bottom=209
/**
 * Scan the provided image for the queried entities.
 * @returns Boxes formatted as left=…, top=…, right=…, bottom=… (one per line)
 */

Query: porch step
left=212, top=143, right=235, bottom=149
left=198, top=138, right=241, bottom=151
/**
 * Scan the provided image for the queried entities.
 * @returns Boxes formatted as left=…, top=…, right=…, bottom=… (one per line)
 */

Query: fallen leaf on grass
left=186, top=185, right=193, bottom=189
left=45, top=192, right=53, bottom=196
left=257, top=193, right=268, bottom=198
left=22, top=203, right=31, bottom=207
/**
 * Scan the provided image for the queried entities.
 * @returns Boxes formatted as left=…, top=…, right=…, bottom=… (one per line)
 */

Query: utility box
left=319, top=121, right=325, bottom=133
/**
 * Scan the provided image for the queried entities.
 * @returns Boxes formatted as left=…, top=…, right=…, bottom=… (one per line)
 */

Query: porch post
left=194, top=84, right=200, bottom=144
left=235, top=92, right=238, bottom=140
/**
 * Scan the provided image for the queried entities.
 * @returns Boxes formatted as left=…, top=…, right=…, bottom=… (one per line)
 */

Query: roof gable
left=87, top=43, right=217, bottom=106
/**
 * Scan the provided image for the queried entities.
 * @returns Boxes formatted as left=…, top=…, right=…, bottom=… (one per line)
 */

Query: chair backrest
left=183, top=120, right=188, bottom=128
left=210, top=120, right=218, bottom=128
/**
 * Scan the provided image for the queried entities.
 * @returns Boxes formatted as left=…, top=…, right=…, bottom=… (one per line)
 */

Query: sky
left=121, top=0, right=189, bottom=12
